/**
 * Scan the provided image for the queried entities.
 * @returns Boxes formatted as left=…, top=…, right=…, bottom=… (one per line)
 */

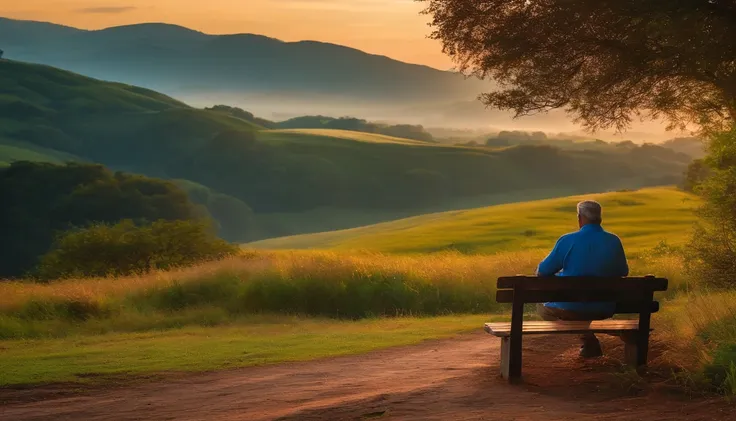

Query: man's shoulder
left=556, top=231, right=580, bottom=243
left=601, top=229, right=624, bottom=242
left=558, top=229, right=622, bottom=242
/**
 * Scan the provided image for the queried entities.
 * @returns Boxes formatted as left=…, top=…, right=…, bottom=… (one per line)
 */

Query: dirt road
left=2, top=333, right=733, bottom=420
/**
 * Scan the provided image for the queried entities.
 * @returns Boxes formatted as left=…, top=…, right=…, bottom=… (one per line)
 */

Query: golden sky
left=4, top=0, right=453, bottom=69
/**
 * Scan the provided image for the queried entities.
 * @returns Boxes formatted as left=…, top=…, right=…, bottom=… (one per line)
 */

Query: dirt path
left=2, top=333, right=733, bottom=420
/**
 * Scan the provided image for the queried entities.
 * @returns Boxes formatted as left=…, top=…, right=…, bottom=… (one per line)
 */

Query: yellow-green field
left=3, top=186, right=731, bottom=390
left=248, top=187, right=699, bottom=255
left=0, top=315, right=493, bottom=386
left=263, top=128, right=436, bottom=146
left=0, top=250, right=688, bottom=386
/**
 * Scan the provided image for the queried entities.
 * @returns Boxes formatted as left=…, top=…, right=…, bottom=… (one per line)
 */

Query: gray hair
left=577, top=200, right=602, bottom=224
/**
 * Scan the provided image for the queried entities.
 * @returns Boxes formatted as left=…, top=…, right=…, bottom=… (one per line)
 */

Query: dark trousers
left=536, top=304, right=613, bottom=346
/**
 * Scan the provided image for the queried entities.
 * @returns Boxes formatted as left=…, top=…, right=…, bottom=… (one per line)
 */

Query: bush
left=681, top=159, right=710, bottom=192
left=35, top=220, right=238, bottom=280
left=0, top=161, right=206, bottom=278
left=688, top=129, right=736, bottom=288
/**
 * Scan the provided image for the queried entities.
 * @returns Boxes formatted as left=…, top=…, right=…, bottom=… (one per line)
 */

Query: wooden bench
left=484, top=275, right=668, bottom=382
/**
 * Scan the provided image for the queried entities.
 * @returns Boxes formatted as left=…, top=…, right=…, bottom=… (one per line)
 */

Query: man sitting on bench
left=536, top=200, right=629, bottom=358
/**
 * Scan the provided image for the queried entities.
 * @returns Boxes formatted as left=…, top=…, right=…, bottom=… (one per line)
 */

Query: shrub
left=687, top=129, right=736, bottom=288
left=0, top=161, right=205, bottom=278
left=35, top=220, right=238, bottom=280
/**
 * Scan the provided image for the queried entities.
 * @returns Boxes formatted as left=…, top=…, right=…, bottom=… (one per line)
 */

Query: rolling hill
left=248, top=187, right=699, bottom=254
left=0, top=17, right=495, bottom=122
left=0, top=59, right=695, bottom=242
left=0, top=59, right=261, bottom=168
left=264, top=129, right=436, bottom=146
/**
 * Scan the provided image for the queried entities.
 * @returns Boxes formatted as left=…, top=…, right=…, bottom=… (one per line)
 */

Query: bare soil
left=2, top=333, right=733, bottom=420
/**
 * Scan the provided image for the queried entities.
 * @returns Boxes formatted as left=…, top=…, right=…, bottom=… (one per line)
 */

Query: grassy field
left=0, top=138, right=83, bottom=166
left=0, top=187, right=708, bottom=387
left=251, top=186, right=593, bottom=240
left=0, top=315, right=492, bottom=386
left=263, top=129, right=435, bottom=146
left=249, top=187, right=699, bottom=255
left=0, top=247, right=691, bottom=387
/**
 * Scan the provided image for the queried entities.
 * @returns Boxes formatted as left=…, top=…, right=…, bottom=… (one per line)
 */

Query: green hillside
left=248, top=187, right=699, bottom=254
left=0, top=139, right=82, bottom=166
left=264, top=129, right=433, bottom=146
left=0, top=59, right=184, bottom=113
left=0, top=59, right=696, bottom=242
left=0, top=59, right=261, bottom=168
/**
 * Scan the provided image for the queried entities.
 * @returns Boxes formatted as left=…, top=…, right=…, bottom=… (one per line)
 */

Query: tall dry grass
left=0, top=248, right=699, bottom=340
left=0, top=250, right=544, bottom=313
left=0, top=250, right=549, bottom=338
left=2, top=248, right=736, bottom=393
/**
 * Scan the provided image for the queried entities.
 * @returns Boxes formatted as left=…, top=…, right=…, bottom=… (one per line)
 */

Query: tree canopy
left=421, top=0, right=736, bottom=132
left=0, top=162, right=206, bottom=278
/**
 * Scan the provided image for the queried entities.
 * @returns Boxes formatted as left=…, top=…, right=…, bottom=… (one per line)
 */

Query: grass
left=264, top=129, right=435, bottom=146
left=0, top=315, right=491, bottom=386
left=0, top=251, right=537, bottom=334
left=248, top=187, right=699, bottom=255
left=0, top=138, right=83, bottom=166
left=0, top=249, right=690, bottom=387
left=0, top=186, right=730, bottom=392
left=252, top=187, right=596, bottom=239
left=651, top=290, right=736, bottom=394
left=0, top=187, right=705, bottom=387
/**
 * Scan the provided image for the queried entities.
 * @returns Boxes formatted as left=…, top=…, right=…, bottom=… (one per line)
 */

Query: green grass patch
left=248, top=187, right=699, bottom=254
left=0, top=139, right=82, bottom=166
left=0, top=315, right=492, bottom=386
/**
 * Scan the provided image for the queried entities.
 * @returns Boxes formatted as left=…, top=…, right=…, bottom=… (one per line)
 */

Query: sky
left=4, top=0, right=454, bottom=69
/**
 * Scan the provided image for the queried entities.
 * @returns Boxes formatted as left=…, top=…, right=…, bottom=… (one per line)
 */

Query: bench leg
left=637, top=332, right=650, bottom=367
left=500, top=337, right=510, bottom=380
left=500, top=335, right=523, bottom=383
left=621, top=331, right=649, bottom=368
left=621, top=332, right=638, bottom=367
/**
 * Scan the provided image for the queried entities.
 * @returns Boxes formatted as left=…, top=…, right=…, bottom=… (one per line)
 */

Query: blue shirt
left=537, top=224, right=629, bottom=314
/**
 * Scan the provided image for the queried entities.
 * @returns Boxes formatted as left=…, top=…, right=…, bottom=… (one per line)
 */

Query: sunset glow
left=4, top=0, right=453, bottom=68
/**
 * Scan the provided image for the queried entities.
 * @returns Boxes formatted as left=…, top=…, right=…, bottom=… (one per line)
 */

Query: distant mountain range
left=0, top=17, right=504, bottom=122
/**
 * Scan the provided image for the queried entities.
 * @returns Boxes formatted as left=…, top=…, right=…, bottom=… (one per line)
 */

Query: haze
left=3, top=1, right=679, bottom=138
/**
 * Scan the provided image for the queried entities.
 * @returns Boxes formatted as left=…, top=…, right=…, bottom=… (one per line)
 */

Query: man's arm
left=617, top=238, right=630, bottom=277
left=537, top=237, right=565, bottom=276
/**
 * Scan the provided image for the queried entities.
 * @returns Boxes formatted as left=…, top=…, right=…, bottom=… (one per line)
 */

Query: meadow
left=4, top=187, right=729, bottom=390
left=0, top=249, right=689, bottom=387
left=263, top=129, right=434, bottom=146
left=249, top=187, right=699, bottom=255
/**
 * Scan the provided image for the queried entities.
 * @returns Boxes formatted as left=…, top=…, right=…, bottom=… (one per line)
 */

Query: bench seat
left=484, top=320, right=648, bottom=337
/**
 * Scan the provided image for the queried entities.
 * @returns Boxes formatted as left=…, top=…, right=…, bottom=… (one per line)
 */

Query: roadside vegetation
left=0, top=186, right=724, bottom=392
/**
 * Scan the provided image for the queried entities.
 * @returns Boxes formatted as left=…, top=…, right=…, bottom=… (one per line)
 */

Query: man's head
left=577, top=200, right=602, bottom=227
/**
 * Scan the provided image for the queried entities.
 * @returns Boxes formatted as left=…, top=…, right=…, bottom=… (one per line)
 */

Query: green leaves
left=35, top=220, right=237, bottom=280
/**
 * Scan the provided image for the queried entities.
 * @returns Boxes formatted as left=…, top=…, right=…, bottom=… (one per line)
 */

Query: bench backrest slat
left=497, top=276, right=668, bottom=291
left=614, top=301, right=659, bottom=314
left=495, top=275, right=667, bottom=315
left=496, top=290, right=656, bottom=304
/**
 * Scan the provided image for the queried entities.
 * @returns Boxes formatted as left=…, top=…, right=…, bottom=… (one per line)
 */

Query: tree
left=0, top=162, right=205, bottom=278
left=421, top=0, right=736, bottom=133
left=36, top=219, right=237, bottom=280
left=0, top=49, right=4, bottom=59
left=682, top=159, right=711, bottom=192
left=688, top=129, right=736, bottom=287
